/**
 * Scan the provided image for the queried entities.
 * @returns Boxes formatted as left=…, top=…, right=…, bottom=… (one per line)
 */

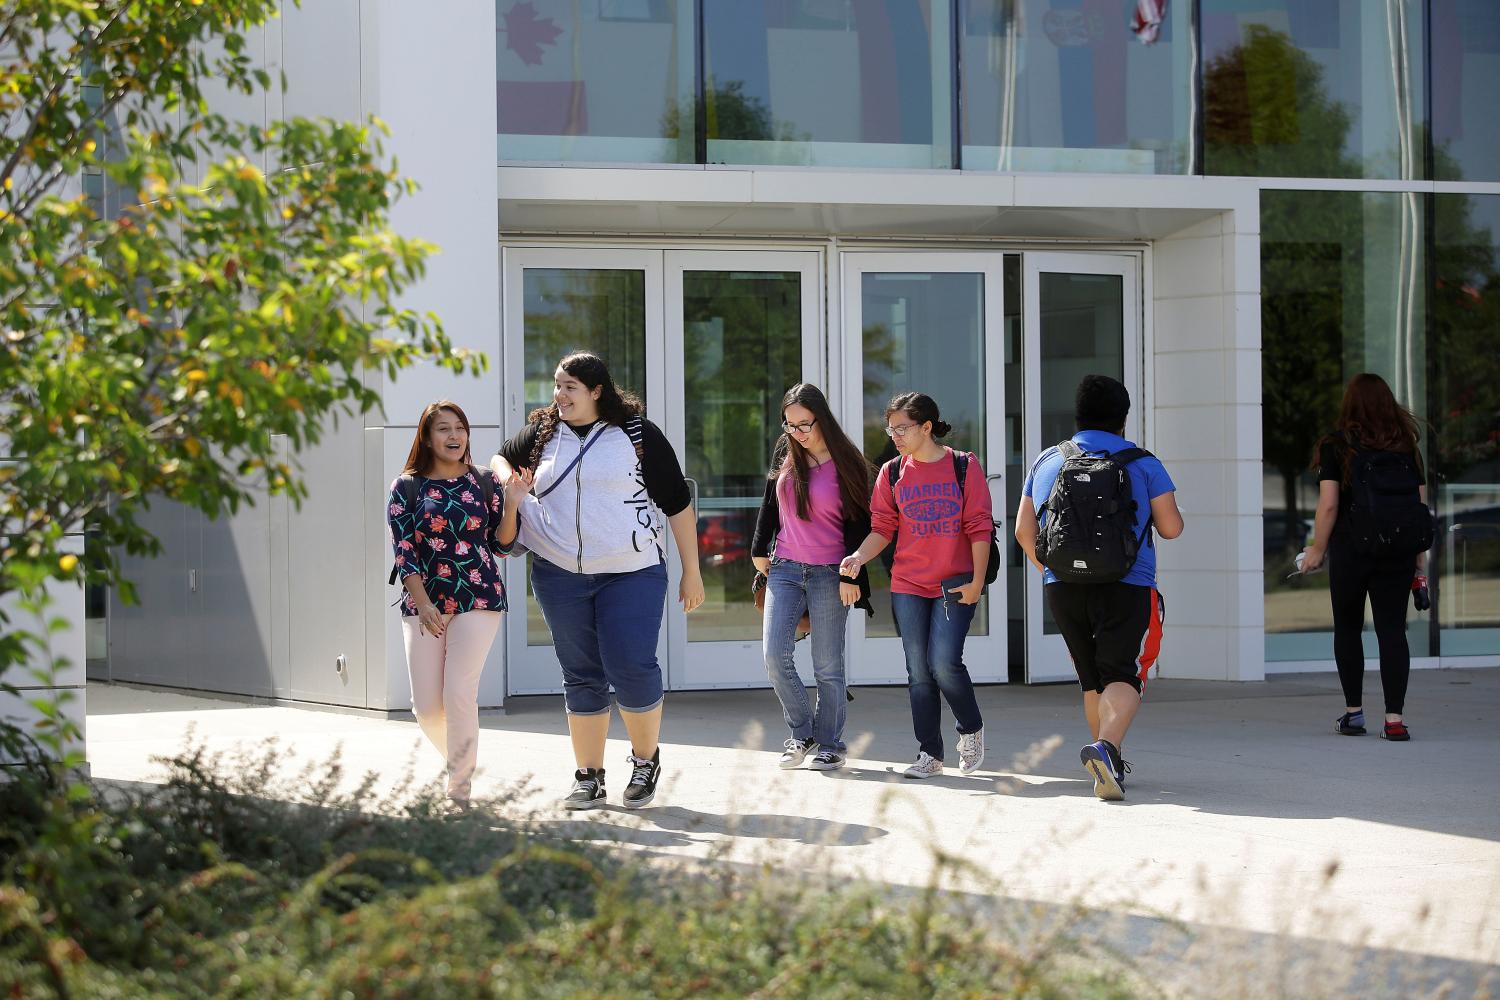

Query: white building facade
left=73, top=0, right=1498, bottom=724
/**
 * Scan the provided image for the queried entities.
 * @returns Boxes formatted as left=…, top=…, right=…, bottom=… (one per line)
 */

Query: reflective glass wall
left=961, top=0, right=1193, bottom=173
left=1431, top=1, right=1500, bottom=181
left=1433, top=194, right=1500, bottom=653
left=703, top=0, right=953, bottom=167
left=496, top=0, right=695, bottom=163
left=496, top=1, right=1500, bottom=182
left=1203, top=0, right=1425, bottom=179
left=1260, top=190, right=1430, bottom=661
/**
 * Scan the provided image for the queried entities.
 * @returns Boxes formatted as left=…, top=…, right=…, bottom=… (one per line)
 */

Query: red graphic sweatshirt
left=869, top=448, right=994, bottom=598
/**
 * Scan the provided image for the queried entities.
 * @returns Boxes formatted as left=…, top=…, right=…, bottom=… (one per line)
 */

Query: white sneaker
left=902, top=752, right=943, bottom=779
left=957, top=728, right=985, bottom=775
left=778, top=737, right=815, bottom=769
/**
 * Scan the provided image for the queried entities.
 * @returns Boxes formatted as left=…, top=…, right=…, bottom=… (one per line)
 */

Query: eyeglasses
left=885, top=422, right=920, bottom=438
left=782, top=418, right=817, bottom=435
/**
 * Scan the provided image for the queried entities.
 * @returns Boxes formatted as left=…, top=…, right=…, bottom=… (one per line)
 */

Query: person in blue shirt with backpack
left=1014, top=375, right=1184, bottom=801
left=1300, top=373, right=1431, bottom=743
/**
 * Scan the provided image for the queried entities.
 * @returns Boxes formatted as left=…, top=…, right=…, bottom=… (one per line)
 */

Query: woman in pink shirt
left=841, top=392, right=992, bottom=779
left=751, top=384, right=873, bottom=772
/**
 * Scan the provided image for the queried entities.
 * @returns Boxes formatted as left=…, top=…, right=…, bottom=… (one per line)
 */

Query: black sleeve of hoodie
left=498, top=422, right=538, bottom=471
left=639, top=419, right=691, bottom=517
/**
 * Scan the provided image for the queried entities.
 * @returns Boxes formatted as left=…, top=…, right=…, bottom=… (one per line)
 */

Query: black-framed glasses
left=782, top=418, right=817, bottom=434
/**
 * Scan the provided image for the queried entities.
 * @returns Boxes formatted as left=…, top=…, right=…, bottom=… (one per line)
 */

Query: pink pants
left=401, top=609, right=501, bottom=800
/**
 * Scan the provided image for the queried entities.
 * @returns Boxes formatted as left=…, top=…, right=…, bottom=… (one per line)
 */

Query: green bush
left=0, top=747, right=1144, bottom=999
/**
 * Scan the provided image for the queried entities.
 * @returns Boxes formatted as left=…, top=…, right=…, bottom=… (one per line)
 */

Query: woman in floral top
left=388, top=400, right=528, bottom=804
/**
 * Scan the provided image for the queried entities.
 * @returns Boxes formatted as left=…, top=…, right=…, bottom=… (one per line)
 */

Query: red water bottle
left=1412, top=574, right=1430, bottom=612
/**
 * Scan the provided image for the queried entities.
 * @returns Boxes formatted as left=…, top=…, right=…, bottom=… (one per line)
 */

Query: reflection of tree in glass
left=1433, top=196, right=1500, bottom=487
left=662, top=80, right=811, bottom=161
left=680, top=274, right=801, bottom=501
left=861, top=321, right=900, bottom=458
left=1209, top=30, right=1354, bottom=556
left=523, top=271, right=647, bottom=412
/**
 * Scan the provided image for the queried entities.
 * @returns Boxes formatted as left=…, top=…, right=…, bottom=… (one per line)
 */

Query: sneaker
left=622, top=749, right=660, bottom=809
left=1335, top=711, right=1367, bottom=736
left=956, top=728, right=985, bottom=775
left=778, top=737, right=816, bottom=769
left=1080, top=740, right=1125, bottom=801
left=562, top=768, right=606, bottom=811
left=902, top=752, right=943, bottom=779
left=808, top=748, right=846, bottom=771
left=1381, top=720, right=1411, bottom=742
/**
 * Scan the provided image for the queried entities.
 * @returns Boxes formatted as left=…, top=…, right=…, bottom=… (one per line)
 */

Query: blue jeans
left=763, top=558, right=849, bottom=751
left=530, top=557, right=668, bottom=715
left=891, top=592, right=984, bottom=761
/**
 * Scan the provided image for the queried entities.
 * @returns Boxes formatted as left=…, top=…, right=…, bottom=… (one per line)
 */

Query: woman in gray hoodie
left=494, top=352, right=703, bottom=810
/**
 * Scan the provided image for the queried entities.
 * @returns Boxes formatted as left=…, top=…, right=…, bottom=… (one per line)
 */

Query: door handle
left=684, top=477, right=699, bottom=514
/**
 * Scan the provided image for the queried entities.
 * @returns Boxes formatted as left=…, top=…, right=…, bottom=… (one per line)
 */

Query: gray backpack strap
left=389, top=474, right=420, bottom=586
left=535, top=424, right=609, bottom=501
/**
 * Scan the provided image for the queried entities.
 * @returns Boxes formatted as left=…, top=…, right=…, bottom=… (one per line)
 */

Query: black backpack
left=1344, top=445, right=1432, bottom=557
left=387, top=465, right=495, bottom=586
left=1036, top=440, right=1152, bottom=584
left=885, top=451, right=1001, bottom=587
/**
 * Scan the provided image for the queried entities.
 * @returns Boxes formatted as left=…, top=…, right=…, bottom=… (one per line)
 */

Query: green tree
left=0, top=1, right=482, bottom=760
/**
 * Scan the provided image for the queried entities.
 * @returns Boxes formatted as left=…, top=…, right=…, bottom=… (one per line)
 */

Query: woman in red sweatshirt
left=841, top=392, right=992, bottom=778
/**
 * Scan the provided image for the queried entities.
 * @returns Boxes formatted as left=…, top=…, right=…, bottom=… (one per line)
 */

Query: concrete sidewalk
left=85, top=668, right=1500, bottom=980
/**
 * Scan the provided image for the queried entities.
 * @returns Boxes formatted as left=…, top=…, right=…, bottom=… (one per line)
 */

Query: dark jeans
left=1328, top=544, right=1416, bottom=715
left=890, top=592, right=984, bottom=761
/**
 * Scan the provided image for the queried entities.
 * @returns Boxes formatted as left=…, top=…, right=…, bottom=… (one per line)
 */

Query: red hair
left=1312, top=374, right=1424, bottom=484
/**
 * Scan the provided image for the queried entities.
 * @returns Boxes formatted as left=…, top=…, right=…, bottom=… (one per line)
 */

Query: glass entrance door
left=840, top=253, right=1009, bottom=685
left=1021, top=253, right=1141, bottom=683
left=664, top=251, right=823, bottom=688
left=500, top=248, right=665, bottom=696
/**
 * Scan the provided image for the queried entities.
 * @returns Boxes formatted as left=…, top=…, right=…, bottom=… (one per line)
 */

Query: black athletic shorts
left=1045, top=582, right=1164, bottom=694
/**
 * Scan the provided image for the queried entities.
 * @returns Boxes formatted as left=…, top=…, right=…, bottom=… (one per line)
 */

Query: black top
left=499, top=417, right=692, bottom=517
left=751, top=471, right=874, bottom=616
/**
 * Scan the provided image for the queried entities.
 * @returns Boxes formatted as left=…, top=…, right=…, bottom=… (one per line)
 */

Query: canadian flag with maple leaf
left=500, top=1, right=563, bottom=67
left=497, top=1, right=589, bottom=136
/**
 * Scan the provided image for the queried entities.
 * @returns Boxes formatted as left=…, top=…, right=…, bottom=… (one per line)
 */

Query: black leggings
left=1328, top=544, right=1416, bottom=715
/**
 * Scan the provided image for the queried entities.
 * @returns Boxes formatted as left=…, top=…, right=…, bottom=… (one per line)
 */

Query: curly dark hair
left=526, top=351, right=644, bottom=469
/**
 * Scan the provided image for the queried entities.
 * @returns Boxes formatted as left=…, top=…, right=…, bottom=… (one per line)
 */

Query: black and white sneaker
left=808, top=748, right=845, bottom=771
left=779, top=737, right=816, bottom=769
left=623, top=749, right=660, bottom=809
left=562, top=768, right=606, bottom=811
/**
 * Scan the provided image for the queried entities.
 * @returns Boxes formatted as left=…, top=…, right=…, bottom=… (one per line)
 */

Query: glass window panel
left=1433, top=194, right=1500, bottom=655
left=961, top=0, right=1192, bottom=174
left=1260, top=190, right=1431, bottom=660
left=860, top=272, right=989, bottom=637
left=682, top=272, right=804, bottom=643
left=1432, top=1, right=1500, bottom=181
left=1203, top=1, right=1425, bottom=179
left=703, top=0, right=953, bottom=168
left=521, top=268, right=648, bottom=645
left=497, top=0, right=695, bottom=164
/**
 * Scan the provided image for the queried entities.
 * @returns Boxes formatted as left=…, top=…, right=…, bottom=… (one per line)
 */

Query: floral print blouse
left=388, top=469, right=508, bottom=617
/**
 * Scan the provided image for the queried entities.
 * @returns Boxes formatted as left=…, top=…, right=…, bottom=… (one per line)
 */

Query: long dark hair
left=527, top=351, right=644, bottom=468
left=768, top=383, right=871, bottom=520
left=403, top=400, right=472, bottom=476
left=1312, top=373, right=1425, bottom=485
left=884, top=391, right=953, bottom=439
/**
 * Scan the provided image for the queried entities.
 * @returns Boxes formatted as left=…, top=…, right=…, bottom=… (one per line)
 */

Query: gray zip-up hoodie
left=516, top=422, right=665, bottom=574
